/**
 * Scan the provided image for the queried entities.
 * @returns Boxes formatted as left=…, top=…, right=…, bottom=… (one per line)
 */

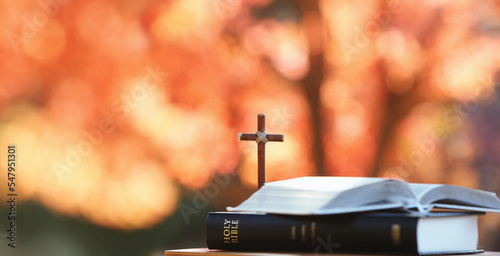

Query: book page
left=265, top=176, right=389, bottom=192
left=227, top=177, right=416, bottom=215
left=409, top=183, right=500, bottom=212
left=408, top=183, right=442, bottom=199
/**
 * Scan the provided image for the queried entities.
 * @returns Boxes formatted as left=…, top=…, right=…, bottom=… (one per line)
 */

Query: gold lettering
left=291, top=225, right=297, bottom=240
left=391, top=223, right=401, bottom=246
left=223, top=219, right=239, bottom=244
left=301, top=224, right=306, bottom=242
left=223, top=219, right=231, bottom=229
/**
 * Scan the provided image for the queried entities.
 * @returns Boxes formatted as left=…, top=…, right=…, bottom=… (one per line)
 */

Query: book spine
left=206, top=212, right=418, bottom=253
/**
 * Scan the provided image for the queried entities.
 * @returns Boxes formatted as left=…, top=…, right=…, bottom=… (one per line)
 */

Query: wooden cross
left=238, top=114, right=284, bottom=189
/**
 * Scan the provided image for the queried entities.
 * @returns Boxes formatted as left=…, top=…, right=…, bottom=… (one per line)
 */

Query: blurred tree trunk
left=369, top=10, right=441, bottom=177
left=297, top=0, right=327, bottom=176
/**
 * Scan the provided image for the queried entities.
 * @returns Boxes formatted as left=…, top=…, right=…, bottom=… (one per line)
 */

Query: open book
left=227, top=177, right=500, bottom=215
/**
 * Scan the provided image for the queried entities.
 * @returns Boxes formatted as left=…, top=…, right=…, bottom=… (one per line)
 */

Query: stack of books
left=205, top=177, right=500, bottom=255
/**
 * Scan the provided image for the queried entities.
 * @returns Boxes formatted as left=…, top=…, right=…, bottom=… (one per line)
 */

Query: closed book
left=206, top=212, right=483, bottom=255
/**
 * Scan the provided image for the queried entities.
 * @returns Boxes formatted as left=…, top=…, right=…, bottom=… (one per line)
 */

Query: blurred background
left=1, top=0, right=500, bottom=255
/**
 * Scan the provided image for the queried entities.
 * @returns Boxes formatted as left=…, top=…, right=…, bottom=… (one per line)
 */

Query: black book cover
left=206, top=211, right=421, bottom=253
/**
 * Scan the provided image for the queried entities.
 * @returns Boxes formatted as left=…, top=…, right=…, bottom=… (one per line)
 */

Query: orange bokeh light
left=1, top=0, right=499, bottom=234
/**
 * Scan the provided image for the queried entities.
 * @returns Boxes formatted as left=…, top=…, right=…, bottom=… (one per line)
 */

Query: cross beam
left=238, top=114, right=284, bottom=189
